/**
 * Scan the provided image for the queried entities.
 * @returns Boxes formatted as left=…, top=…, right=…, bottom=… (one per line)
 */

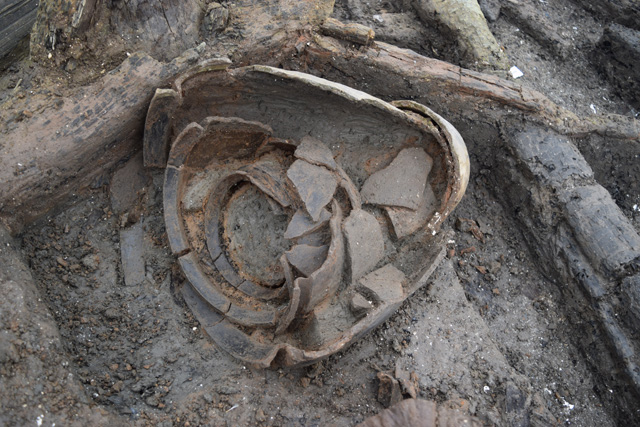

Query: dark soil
left=19, top=155, right=615, bottom=425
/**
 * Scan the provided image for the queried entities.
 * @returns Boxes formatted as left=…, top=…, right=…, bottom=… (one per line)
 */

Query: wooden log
left=297, top=36, right=639, bottom=140
left=572, top=0, right=640, bottom=32
left=321, top=17, right=375, bottom=46
left=0, top=47, right=203, bottom=233
left=410, top=0, right=507, bottom=69
left=598, top=24, right=640, bottom=110
left=0, top=0, right=38, bottom=61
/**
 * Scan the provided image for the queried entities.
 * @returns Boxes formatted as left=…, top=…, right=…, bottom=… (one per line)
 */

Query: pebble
left=82, top=254, right=100, bottom=270
left=255, top=408, right=267, bottom=422
left=489, top=261, right=502, bottom=274
left=145, top=395, right=160, bottom=407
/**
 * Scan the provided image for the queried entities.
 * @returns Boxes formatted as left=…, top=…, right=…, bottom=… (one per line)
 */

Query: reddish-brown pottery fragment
left=146, top=62, right=469, bottom=367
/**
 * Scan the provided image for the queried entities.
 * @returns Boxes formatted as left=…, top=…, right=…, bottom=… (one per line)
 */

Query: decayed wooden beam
left=0, top=47, right=203, bottom=233
left=0, top=0, right=38, bottom=62
left=321, top=17, right=375, bottom=46
left=297, top=36, right=639, bottom=141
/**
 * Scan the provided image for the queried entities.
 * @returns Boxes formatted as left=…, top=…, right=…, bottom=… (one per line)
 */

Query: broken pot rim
left=161, top=62, right=468, bottom=367
left=170, top=62, right=469, bottom=230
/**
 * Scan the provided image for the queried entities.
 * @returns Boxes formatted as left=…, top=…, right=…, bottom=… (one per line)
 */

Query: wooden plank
left=0, top=0, right=38, bottom=60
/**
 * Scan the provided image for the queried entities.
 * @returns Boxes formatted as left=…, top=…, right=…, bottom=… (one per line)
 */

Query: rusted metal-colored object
left=144, top=60, right=469, bottom=367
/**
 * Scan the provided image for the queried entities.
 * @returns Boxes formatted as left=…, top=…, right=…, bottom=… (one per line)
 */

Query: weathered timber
left=297, top=37, right=639, bottom=140
left=321, top=17, right=375, bottom=46
left=597, top=24, right=640, bottom=110
left=484, top=121, right=640, bottom=416
left=0, top=0, right=37, bottom=64
left=572, top=0, right=640, bottom=32
left=0, top=47, right=203, bottom=233
left=410, top=0, right=507, bottom=69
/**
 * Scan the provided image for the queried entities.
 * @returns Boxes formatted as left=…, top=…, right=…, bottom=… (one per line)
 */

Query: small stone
left=112, top=380, right=124, bottom=392
left=145, top=395, right=160, bottom=407
left=255, top=408, right=267, bottom=422
left=300, top=377, right=311, bottom=388
left=0, top=333, right=19, bottom=364
left=202, top=2, right=229, bottom=33
left=56, top=257, right=69, bottom=268
left=306, top=361, right=325, bottom=378
left=217, top=385, right=240, bottom=395
left=82, top=254, right=100, bottom=271
left=103, top=308, right=120, bottom=320
left=65, top=59, right=77, bottom=72
left=489, top=261, right=502, bottom=274
left=455, top=217, right=472, bottom=232
left=478, top=0, right=501, bottom=22
left=109, top=363, right=119, bottom=371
